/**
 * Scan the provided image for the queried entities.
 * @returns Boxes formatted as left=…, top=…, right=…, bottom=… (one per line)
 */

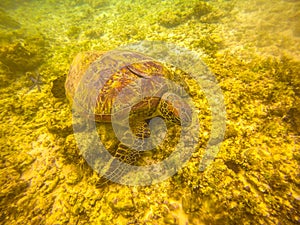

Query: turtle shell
left=65, top=50, right=172, bottom=123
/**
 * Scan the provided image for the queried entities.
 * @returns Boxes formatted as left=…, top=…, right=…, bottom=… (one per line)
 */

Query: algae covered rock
left=0, top=0, right=33, bottom=9
left=158, top=10, right=191, bottom=28
left=84, top=0, right=110, bottom=8
left=108, top=188, right=136, bottom=217
left=0, top=8, right=21, bottom=29
left=65, top=0, right=110, bottom=8
left=158, top=1, right=213, bottom=28
left=288, top=100, right=300, bottom=134
left=0, top=36, right=46, bottom=73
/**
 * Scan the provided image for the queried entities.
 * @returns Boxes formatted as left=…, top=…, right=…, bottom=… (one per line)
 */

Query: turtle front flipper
left=114, top=120, right=152, bottom=163
left=158, top=92, right=192, bottom=127
left=101, top=120, right=152, bottom=183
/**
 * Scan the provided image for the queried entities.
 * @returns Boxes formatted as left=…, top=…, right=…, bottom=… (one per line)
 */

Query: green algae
left=0, top=0, right=299, bottom=224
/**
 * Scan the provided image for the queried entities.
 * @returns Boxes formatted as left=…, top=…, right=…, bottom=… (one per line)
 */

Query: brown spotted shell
left=65, top=50, right=172, bottom=122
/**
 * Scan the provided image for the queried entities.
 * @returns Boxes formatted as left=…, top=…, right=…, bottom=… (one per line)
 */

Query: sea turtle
left=65, top=50, right=192, bottom=182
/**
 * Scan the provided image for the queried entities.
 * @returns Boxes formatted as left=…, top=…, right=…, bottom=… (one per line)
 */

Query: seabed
left=0, top=0, right=299, bottom=224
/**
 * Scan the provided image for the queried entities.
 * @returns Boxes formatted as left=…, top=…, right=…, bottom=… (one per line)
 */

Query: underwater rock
left=66, top=0, right=110, bottom=8
left=65, top=166, right=83, bottom=185
left=0, top=167, right=28, bottom=220
left=158, top=10, right=190, bottom=28
left=66, top=26, right=81, bottom=39
left=84, top=28, right=104, bottom=39
left=192, top=1, right=213, bottom=18
left=108, top=190, right=136, bottom=217
left=224, top=160, right=242, bottom=174
left=0, top=8, right=21, bottom=29
left=288, top=104, right=300, bottom=134
left=51, top=76, right=66, bottom=99
left=293, top=24, right=300, bottom=37
left=158, top=1, right=213, bottom=28
left=163, top=213, right=178, bottom=225
left=0, top=40, right=44, bottom=73
left=44, top=176, right=60, bottom=194
left=85, top=0, right=110, bottom=8
left=0, top=0, right=32, bottom=9
left=182, top=194, right=200, bottom=213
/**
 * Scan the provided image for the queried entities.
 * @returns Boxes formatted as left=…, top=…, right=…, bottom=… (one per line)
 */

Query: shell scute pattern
left=66, top=50, right=173, bottom=123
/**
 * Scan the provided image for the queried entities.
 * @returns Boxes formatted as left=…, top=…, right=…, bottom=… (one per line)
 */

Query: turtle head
left=158, top=93, right=192, bottom=127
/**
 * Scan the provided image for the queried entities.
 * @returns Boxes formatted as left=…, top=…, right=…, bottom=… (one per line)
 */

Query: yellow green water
left=0, top=0, right=299, bottom=224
